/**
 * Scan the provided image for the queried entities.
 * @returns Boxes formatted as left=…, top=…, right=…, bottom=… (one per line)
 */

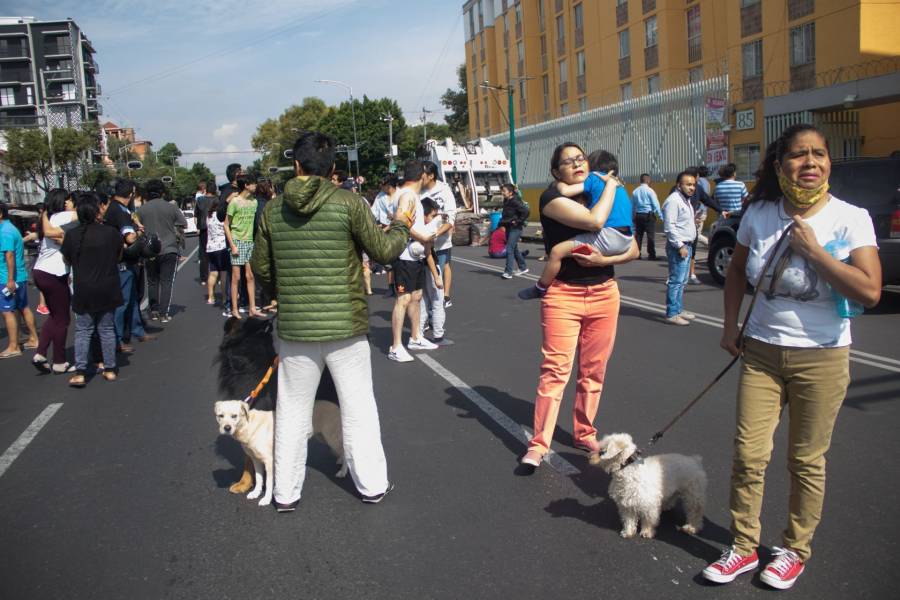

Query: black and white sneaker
left=361, top=482, right=394, bottom=504
left=444, top=298, right=452, bottom=308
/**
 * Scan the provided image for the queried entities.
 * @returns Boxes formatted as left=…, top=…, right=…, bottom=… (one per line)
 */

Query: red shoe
left=760, top=547, right=804, bottom=590
left=36, top=304, right=50, bottom=316
left=702, top=546, right=759, bottom=583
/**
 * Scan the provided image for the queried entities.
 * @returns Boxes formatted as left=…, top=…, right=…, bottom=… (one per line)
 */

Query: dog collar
left=615, top=450, right=642, bottom=473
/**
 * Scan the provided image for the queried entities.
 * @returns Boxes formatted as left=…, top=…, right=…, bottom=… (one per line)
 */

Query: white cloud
left=213, top=123, right=238, bottom=141
left=222, top=144, right=240, bottom=153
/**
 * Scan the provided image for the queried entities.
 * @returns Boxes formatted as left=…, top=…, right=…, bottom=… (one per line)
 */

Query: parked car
left=706, top=156, right=900, bottom=286
left=181, top=209, right=199, bottom=236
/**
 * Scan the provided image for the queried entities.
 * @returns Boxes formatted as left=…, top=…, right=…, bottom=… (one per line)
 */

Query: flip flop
left=32, top=357, right=51, bottom=373
left=68, top=374, right=86, bottom=388
left=23, top=342, right=39, bottom=350
left=0, top=349, right=23, bottom=359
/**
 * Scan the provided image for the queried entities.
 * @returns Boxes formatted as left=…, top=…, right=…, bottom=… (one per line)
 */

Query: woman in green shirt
left=224, top=175, right=262, bottom=318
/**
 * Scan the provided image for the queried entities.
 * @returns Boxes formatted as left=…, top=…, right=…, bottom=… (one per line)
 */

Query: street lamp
left=480, top=78, right=532, bottom=184
left=315, top=79, right=360, bottom=180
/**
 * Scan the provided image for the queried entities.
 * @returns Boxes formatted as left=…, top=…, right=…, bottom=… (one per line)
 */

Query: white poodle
left=593, top=433, right=706, bottom=539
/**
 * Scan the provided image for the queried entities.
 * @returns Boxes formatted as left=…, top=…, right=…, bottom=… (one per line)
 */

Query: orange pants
left=528, top=279, right=620, bottom=455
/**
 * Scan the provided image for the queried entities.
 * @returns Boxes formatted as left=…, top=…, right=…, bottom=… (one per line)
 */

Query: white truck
left=424, top=137, right=513, bottom=213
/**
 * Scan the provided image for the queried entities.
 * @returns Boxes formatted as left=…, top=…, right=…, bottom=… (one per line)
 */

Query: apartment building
left=0, top=16, right=101, bottom=131
left=462, top=0, right=900, bottom=182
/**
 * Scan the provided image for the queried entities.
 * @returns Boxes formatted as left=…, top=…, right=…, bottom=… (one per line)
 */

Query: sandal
left=23, top=341, right=39, bottom=350
left=68, top=374, right=86, bottom=388
left=520, top=450, right=543, bottom=467
left=102, top=370, right=117, bottom=382
left=0, top=349, right=22, bottom=359
left=32, top=355, right=51, bottom=373
left=52, top=362, right=77, bottom=374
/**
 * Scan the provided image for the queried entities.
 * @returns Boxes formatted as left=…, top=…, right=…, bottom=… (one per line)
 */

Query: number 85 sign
left=736, top=108, right=755, bottom=131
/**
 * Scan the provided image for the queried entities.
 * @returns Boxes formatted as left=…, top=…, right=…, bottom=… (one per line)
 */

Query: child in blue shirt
left=519, top=152, right=634, bottom=300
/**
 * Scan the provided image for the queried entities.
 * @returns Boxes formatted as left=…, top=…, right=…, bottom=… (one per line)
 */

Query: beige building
left=463, top=0, right=900, bottom=184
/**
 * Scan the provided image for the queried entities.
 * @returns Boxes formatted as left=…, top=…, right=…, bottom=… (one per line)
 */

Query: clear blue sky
left=8, top=0, right=466, bottom=180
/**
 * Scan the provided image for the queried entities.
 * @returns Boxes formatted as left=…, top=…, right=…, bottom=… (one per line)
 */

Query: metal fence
left=488, top=76, right=729, bottom=186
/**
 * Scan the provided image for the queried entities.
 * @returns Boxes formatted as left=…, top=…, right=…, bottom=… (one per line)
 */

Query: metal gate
left=764, top=109, right=860, bottom=159
left=487, top=76, right=729, bottom=186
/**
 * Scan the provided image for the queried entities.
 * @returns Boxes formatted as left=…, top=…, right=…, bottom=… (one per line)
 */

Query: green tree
left=1, top=124, right=97, bottom=191
left=251, top=97, right=332, bottom=169
left=396, top=122, right=453, bottom=162
left=440, top=63, right=469, bottom=139
left=156, top=142, right=182, bottom=167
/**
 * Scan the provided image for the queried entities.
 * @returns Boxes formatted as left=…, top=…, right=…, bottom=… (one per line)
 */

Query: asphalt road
left=1, top=234, right=899, bottom=600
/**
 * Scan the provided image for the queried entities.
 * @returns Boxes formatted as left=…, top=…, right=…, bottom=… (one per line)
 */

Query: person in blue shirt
left=713, top=163, right=749, bottom=216
left=632, top=173, right=663, bottom=260
left=0, top=203, right=39, bottom=358
left=519, top=150, right=634, bottom=299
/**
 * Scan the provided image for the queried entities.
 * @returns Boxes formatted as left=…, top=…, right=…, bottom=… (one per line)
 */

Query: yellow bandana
left=777, top=170, right=829, bottom=208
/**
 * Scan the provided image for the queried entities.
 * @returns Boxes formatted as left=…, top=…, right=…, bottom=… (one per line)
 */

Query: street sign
left=283, top=149, right=293, bottom=159
left=126, top=160, right=143, bottom=170
left=268, top=167, right=280, bottom=174
left=736, top=108, right=756, bottom=131
left=161, top=176, right=173, bottom=183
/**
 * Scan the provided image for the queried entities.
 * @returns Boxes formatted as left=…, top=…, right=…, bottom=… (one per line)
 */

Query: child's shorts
left=574, top=227, right=633, bottom=257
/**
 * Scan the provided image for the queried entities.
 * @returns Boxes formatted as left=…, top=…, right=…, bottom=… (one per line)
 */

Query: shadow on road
left=843, top=372, right=900, bottom=411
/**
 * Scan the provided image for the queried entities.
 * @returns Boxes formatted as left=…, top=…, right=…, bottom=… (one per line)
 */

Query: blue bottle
left=823, top=239, right=864, bottom=318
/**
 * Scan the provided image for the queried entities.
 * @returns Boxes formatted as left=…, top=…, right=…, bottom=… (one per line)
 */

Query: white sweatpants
left=273, top=335, right=389, bottom=504
left=419, top=264, right=446, bottom=338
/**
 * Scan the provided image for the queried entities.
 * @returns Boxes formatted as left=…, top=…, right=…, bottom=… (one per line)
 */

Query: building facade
left=463, top=0, right=900, bottom=185
left=0, top=17, right=101, bottom=130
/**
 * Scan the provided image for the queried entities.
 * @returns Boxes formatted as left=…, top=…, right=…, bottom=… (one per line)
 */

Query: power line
left=414, top=12, right=463, bottom=114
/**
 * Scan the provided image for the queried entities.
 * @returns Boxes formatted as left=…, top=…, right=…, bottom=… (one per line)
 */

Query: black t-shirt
left=104, top=201, right=137, bottom=264
left=539, top=184, right=614, bottom=285
left=60, top=223, right=124, bottom=314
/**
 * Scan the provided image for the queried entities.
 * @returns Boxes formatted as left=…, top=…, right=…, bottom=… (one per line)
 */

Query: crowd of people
left=1, top=122, right=882, bottom=590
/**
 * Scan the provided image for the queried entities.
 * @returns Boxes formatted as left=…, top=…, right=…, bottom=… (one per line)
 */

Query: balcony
left=741, top=2, right=762, bottom=38
left=742, top=75, right=763, bottom=101
left=44, top=43, right=73, bottom=57
left=85, top=60, right=99, bottom=75
left=43, top=68, right=75, bottom=82
left=688, top=38, right=702, bottom=63
left=0, top=114, right=45, bottom=128
left=644, top=45, right=658, bottom=71
left=619, top=56, right=631, bottom=80
left=617, top=2, right=629, bottom=27
left=576, top=74, right=586, bottom=95
left=0, top=46, right=29, bottom=60
left=559, top=80, right=568, bottom=102
left=790, top=62, right=816, bottom=92
left=0, top=74, right=33, bottom=85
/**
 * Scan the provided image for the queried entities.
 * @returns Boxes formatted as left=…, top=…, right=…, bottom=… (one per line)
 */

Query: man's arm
left=662, top=198, right=681, bottom=247
left=249, top=204, right=274, bottom=297
left=650, top=189, right=662, bottom=219
left=350, top=195, right=411, bottom=265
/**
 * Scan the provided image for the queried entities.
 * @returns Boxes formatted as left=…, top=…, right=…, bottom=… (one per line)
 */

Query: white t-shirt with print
left=420, top=180, right=457, bottom=251
left=206, top=213, right=227, bottom=253
left=737, top=196, right=877, bottom=348
left=398, top=189, right=426, bottom=262
left=34, top=211, right=77, bottom=277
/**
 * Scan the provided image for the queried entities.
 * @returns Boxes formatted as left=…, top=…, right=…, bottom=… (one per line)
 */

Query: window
left=621, top=82, right=632, bottom=100
left=561, top=103, right=570, bottom=116
left=61, top=83, right=76, bottom=101
left=483, top=97, right=489, bottom=128
left=574, top=3, right=584, bottom=46
left=790, top=22, right=815, bottom=66
left=742, top=39, right=762, bottom=78
left=576, top=50, right=586, bottom=94
left=559, top=58, right=568, bottom=83
left=518, top=40, right=525, bottom=62
left=482, top=64, right=489, bottom=85
left=619, top=29, right=630, bottom=58
left=556, top=14, right=566, bottom=53
left=515, top=3, right=522, bottom=26
left=0, top=87, right=15, bottom=106
left=539, top=0, right=545, bottom=30
left=466, top=7, right=474, bottom=39
left=687, top=5, right=701, bottom=62
left=740, top=0, right=760, bottom=6
left=25, top=86, right=33, bottom=105
left=733, top=144, right=760, bottom=180
left=647, top=74, right=660, bottom=94
left=689, top=66, right=703, bottom=82
left=543, top=74, right=550, bottom=110
left=579, top=97, right=588, bottom=112
left=645, top=16, right=658, bottom=47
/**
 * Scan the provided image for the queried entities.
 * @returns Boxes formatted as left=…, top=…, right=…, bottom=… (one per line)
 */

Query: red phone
left=572, top=244, right=593, bottom=255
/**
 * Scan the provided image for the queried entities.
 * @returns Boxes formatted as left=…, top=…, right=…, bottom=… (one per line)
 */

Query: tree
left=440, top=63, right=469, bottom=140
left=156, top=142, right=182, bottom=167
left=1, top=124, right=97, bottom=191
left=251, top=97, right=332, bottom=169
left=396, top=122, right=453, bottom=162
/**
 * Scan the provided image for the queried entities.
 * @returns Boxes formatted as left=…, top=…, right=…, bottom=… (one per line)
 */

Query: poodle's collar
left=614, top=450, right=643, bottom=473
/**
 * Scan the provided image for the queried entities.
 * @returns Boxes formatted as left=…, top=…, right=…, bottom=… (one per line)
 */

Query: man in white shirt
left=662, top=171, right=698, bottom=326
left=420, top=161, right=457, bottom=308
left=388, top=160, right=439, bottom=362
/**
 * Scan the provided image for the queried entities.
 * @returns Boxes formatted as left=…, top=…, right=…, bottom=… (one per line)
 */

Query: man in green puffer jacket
left=251, top=131, right=414, bottom=511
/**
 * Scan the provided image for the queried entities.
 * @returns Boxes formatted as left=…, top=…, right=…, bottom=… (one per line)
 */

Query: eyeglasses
left=558, top=155, right=586, bottom=168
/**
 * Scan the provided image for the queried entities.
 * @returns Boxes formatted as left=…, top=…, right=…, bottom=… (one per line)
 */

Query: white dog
left=593, top=432, right=706, bottom=539
left=214, top=400, right=347, bottom=506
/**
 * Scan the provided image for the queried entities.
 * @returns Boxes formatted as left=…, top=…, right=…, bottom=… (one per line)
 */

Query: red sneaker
left=760, top=547, right=805, bottom=590
left=36, top=304, right=49, bottom=316
left=702, top=546, right=759, bottom=583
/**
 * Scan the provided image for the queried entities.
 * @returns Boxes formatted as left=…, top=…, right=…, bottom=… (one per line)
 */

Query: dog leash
left=636, top=222, right=796, bottom=456
left=244, top=356, right=280, bottom=408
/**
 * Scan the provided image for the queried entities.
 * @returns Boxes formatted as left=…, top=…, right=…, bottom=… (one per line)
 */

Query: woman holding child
left=520, top=143, right=639, bottom=467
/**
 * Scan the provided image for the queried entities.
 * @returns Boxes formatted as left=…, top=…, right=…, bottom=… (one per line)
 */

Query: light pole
left=315, top=79, right=360, bottom=180
left=421, top=107, right=433, bottom=144
left=381, top=113, right=395, bottom=173
left=480, top=78, right=532, bottom=184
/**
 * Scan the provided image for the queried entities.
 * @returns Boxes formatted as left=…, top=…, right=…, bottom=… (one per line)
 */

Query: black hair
left=719, top=163, right=737, bottom=179
left=421, top=197, right=439, bottom=215
left=207, top=197, right=220, bottom=218
left=697, top=165, right=710, bottom=178
left=226, top=163, right=242, bottom=183
left=333, top=170, right=347, bottom=183
left=197, top=181, right=207, bottom=191
left=145, top=179, right=166, bottom=200
left=75, top=191, right=101, bottom=225
left=749, top=123, right=829, bottom=205
left=422, top=160, right=439, bottom=179
left=683, top=166, right=699, bottom=177
left=235, top=173, right=251, bottom=192
left=291, top=131, right=336, bottom=178
left=114, top=178, right=137, bottom=199
left=549, top=142, right=586, bottom=180
left=500, top=183, right=517, bottom=195
left=676, top=171, right=696, bottom=185
left=640, top=173, right=651, bottom=183
left=39, top=189, right=69, bottom=241
left=587, top=149, right=618, bottom=174
left=0, top=202, right=8, bottom=220
left=402, top=159, right=424, bottom=182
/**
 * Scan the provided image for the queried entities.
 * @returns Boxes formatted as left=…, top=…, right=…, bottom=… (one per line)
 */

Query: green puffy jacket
left=251, top=176, right=409, bottom=342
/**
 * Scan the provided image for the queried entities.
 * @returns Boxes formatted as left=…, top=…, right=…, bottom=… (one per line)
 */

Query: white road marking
left=140, top=244, right=200, bottom=311
left=416, top=353, right=580, bottom=476
left=0, top=403, right=63, bottom=479
left=455, top=256, right=900, bottom=374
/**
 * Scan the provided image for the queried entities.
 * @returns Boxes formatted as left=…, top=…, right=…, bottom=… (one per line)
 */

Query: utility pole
left=381, top=113, right=395, bottom=173
left=38, top=68, right=60, bottom=188
left=421, top=106, right=433, bottom=144
left=479, top=77, right=532, bottom=184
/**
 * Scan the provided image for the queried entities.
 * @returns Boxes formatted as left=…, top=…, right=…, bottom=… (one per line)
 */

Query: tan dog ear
left=240, top=402, right=250, bottom=422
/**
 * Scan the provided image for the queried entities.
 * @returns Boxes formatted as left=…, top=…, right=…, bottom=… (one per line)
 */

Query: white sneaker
left=408, top=337, right=438, bottom=351
left=665, top=315, right=691, bottom=326
left=679, top=311, right=697, bottom=320
left=501, top=272, right=513, bottom=279
left=689, top=274, right=701, bottom=285
left=514, top=268, right=530, bottom=276
left=388, top=345, right=414, bottom=362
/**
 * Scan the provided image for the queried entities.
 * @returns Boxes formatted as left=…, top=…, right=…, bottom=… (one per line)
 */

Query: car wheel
left=707, top=237, right=734, bottom=286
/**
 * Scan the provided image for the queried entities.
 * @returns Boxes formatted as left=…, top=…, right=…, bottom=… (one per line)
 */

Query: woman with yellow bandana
left=702, top=124, right=882, bottom=590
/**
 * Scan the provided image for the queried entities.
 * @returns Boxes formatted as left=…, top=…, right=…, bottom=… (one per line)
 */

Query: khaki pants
left=730, top=337, right=849, bottom=561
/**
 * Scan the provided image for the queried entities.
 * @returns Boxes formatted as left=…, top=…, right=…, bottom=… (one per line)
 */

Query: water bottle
left=823, top=239, right=864, bottom=318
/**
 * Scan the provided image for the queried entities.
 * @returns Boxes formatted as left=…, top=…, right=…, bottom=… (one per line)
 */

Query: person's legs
left=391, top=293, right=411, bottom=350
left=419, top=265, right=445, bottom=339
left=19, top=304, right=38, bottom=347
left=536, top=239, right=574, bottom=288
left=324, top=335, right=389, bottom=497
left=125, top=265, right=146, bottom=340
left=207, top=269, right=219, bottom=303
left=645, top=215, right=657, bottom=259
left=73, top=312, right=93, bottom=373
left=436, top=250, right=452, bottom=300
left=729, top=338, right=786, bottom=557
left=665, top=244, right=690, bottom=317
left=273, top=339, right=322, bottom=505
left=244, top=262, right=260, bottom=315
left=198, top=229, right=209, bottom=282
left=504, top=227, right=524, bottom=275
left=1, top=310, right=18, bottom=353
left=572, top=279, right=620, bottom=446
left=634, top=214, right=646, bottom=257
left=158, top=253, right=178, bottom=317
left=407, top=289, right=423, bottom=341
left=145, top=257, right=161, bottom=314
left=230, top=264, right=241, bottom=318
left=96, top=311, right=117, bottom=371
left=33, top=271, right=70, bottom=364
left=529, top=283, right=583, bottom=455
left=781, top=345, right=850, bottom=562
left=114, top=267, right=134, bottom=345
